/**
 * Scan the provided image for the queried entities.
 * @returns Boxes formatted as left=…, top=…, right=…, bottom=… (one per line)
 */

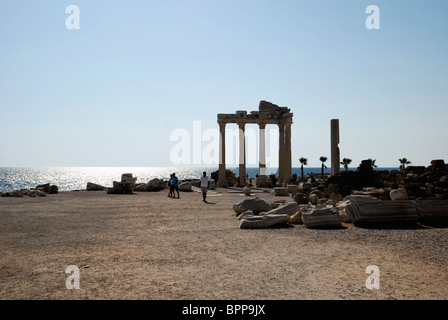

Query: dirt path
left=1, top=189, right=448, bottom=300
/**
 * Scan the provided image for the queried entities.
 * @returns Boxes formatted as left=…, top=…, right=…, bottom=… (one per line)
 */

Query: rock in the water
left=28, top=190, right=38, bottom=197
left=121, top=173, right=137, bottom=184
left=266, top=202, right=299, bottom=216
left=240, top=214, right=290, bottom=229
left=36, top=183, right=50, bottom=193
left=29, top=190, right=38, bottom=197
left=28, top=190, right=47, bottom=197
left=302, top=208, right=342, bottom=228
left=273, top=187, right=289, bottom=196
left=147, top=178, right=167, bottom=191
left=178, top=182, right=192, bottom=192
left=1, top=190, right=25, bottom=197
left=86, top=182, right=106, bottom=191
left=49, top=185, right=59, bottom=194
left=390, top=188, right=408, bottom=200
left=233, top=197, right=271, bottom=215
left=107, top=181, right=134, bottom=194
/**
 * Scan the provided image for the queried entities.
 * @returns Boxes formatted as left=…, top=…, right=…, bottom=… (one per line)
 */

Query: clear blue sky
left=1, top=0, right=447, bottom=168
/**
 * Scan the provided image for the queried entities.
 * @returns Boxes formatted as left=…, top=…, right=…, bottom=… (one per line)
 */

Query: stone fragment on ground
left=239, top=214, right=290, bottom=229
left=233, top=197, right=271, bottom=215
left=302, top=207, right=342, bottom=229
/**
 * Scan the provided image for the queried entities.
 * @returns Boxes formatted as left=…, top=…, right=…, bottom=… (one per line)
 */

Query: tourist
left=171, top=173, right=180, bottom=199
left=167, top=173, right=174, bottom=197
left=200, top=171, right=211, bottom=202
left=255, top=174, right=260, bottom=187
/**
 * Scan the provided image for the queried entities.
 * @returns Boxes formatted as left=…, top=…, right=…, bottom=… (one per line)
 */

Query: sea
left=0, top=167, right=398, bottom=193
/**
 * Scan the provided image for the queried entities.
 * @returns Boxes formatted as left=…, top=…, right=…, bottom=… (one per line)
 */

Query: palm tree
left=340, top=158, right=352, bottom=171
left=368, top=158, right=378, bottom=168
left=399, top=158, right=411, bottom=170
left=299, top=157, right=308, bottom=180
left=319, top=156, right=328, bottom=178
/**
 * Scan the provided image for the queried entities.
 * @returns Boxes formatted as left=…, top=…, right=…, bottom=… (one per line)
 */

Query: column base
left=239, top=177, right=247, bottom=187
left=217, top=178, right=228, bottom=188
left=258, top=175, right=268, bottom=187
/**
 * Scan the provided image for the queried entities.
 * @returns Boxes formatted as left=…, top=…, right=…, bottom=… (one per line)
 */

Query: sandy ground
left=1, top=187, right=448, bottom=300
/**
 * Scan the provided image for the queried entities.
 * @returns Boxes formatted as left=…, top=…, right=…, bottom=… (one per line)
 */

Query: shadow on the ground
left=265, top=224, right=296, bottom=230
left=266, top=224, right=349, bottom=230
left=418, top=221, right=448, bottom=229
left=353, top=221, right=448, bottom=230
left=303, top=225, right=348, bottom=231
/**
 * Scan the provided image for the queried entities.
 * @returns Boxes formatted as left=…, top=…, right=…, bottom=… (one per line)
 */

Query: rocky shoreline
left=3, top=160, right=448, bottom=230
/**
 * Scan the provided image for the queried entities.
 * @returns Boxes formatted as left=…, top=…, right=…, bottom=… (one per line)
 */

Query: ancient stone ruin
left=331, top=119, right=340, bottom=175
left=106, top=173, right=137, bottom=194
left=217, top=100, right=293, bottom=187
left=233, top=159, right=448, bottom=229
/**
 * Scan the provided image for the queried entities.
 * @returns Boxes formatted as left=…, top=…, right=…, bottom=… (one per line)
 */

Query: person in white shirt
left=200, top=171, right=211, bottom=202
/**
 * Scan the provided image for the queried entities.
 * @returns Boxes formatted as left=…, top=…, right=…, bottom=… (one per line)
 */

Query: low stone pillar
left=331, top=119, right=340, bottom=175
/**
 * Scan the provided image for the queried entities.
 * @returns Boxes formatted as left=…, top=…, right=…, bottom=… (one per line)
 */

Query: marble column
left=217, top=122, right=227, bottom=187
left=278, top=123, right=286, bottom=185
left=284, top=120, right=292, bottom=182
left=331, top=119, right=340, bottom=175
left=258, top=123, right=267, bottom=186
left=238, top=122, right=246, bottom=187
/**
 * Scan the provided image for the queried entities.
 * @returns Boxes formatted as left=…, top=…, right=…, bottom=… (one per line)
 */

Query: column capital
left=237, top=122, right=246, bottom=130
left=258, top=123, right=266, bottom=129
left=218, top=121, right=227, bottom=129
left=279, top=118, right=293, bottom=126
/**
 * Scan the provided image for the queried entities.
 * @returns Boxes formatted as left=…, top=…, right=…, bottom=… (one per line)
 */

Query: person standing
left=171, top=173, right=180, bottom=199
left=200, top=171, right=211, bottom=202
